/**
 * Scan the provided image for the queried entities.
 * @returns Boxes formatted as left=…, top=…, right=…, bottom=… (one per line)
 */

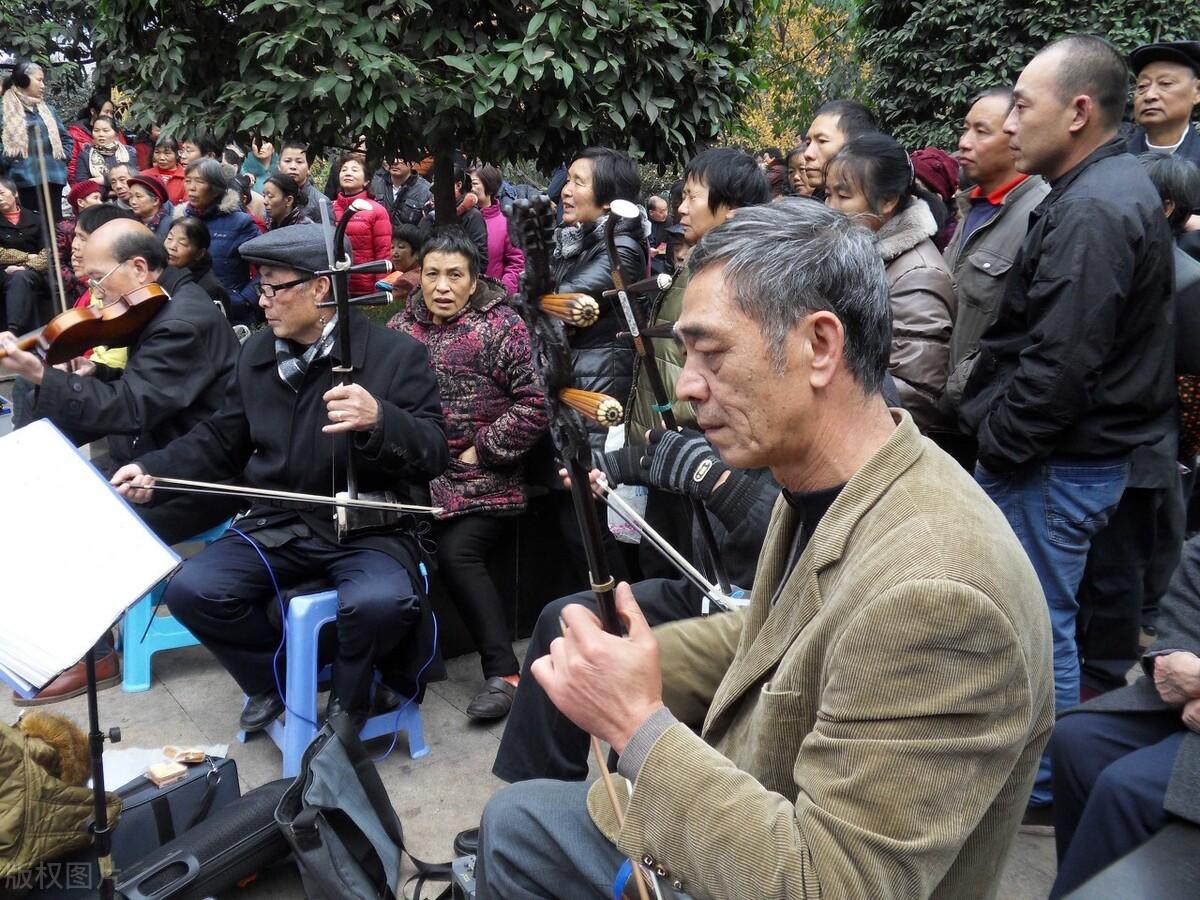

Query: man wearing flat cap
left=112, top=223, right=450, bottom=732
left=1128, top=40, right=1200, bottom=168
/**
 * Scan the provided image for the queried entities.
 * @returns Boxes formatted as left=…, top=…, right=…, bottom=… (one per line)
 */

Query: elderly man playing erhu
left=475, top=200, right=1055, bottom=900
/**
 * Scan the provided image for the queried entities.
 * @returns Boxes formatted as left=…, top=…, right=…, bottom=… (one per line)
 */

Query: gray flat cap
left=238, top=224, right=348, bottom=273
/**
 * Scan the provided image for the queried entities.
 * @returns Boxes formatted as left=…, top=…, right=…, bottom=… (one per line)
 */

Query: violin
left=0, top=283, right=170, bottom=366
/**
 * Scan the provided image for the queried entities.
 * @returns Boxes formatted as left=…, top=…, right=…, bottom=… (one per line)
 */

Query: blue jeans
left=975, top=457, right=1129, bottom=805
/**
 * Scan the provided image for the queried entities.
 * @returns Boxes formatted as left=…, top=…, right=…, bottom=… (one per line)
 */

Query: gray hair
left=686, top=198, right=891, bottom=393
left=184, top=157, right=230, bottom=194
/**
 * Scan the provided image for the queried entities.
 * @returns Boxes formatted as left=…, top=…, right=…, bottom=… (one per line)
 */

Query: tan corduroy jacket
left=588, top=411, right=1055, bottom=900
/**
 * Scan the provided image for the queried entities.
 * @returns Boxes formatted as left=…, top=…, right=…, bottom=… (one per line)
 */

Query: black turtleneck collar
left=783, top=482, right=845, bottom=547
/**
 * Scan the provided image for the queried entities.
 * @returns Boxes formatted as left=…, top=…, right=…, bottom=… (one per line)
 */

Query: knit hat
left=126, top=175, right=169, bottom=207
left=909, top=148, right=960, bottom=203
left=67, top=179, right=103, bottom=213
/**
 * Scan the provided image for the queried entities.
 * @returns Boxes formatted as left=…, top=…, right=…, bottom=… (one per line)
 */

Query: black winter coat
left=552, top=215, right=648, bottom=413
left=959, top=139, right=1176, bottom=471
left=370, top=171, right=433, bottom=227
left=32, top=266, right=239, bottom=463
left=187, top=256, right=231, bottom=313
left=135, top=310, right=449, bottom=566
left=0, top=207, right=43, bottom=253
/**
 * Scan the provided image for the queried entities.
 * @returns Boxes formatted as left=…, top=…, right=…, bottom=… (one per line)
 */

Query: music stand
left=83, top=649, right=121, bottom=900
left=0, top=421, right=179, bottom=899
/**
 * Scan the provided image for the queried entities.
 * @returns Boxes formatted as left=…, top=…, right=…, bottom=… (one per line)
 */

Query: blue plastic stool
left=121, top=520, right=232, bottom=692
left=237, top=589, right=429, bottom=778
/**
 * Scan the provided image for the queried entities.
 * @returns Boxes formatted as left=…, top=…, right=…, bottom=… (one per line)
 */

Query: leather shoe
left=466, top=676, right=516, bottom=721
left=239, top=691, right=285, bottom=732
left=13, top=651, right=120, bottom=707
left=325, top=693, right=368, bottom=733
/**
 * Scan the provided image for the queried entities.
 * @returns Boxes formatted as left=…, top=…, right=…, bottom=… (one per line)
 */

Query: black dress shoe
left=466, top=677, right=516, bottom=721
left=240, top=691, right=284, bottom=732
left=325, top=693, right=368, bottom=733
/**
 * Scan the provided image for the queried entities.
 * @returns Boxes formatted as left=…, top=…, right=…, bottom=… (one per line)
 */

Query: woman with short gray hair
left=176, top=157, right=263, bottom=324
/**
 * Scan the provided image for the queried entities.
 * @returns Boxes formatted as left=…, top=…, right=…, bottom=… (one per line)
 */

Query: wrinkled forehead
left=259, top=264, right=307, bottom=283
left=677, top=264, right=748, bottom=341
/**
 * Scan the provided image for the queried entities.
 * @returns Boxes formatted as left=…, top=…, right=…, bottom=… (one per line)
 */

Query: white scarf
left=1, top=88, right=64, bottom=160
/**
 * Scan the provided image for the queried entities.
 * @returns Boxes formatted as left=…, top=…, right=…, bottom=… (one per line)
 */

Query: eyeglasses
left=258, top=275, right=313, bottom=299
left=90, top=260, right=127, bottom=299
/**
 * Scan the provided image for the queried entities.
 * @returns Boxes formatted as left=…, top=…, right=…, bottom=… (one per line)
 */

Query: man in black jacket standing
left=370, top=156, right=432, bottom=227
left=0, top=218, right=241, bottom=704
left=960, top=35, right=1177, bottom=820
left=112, top=224, right=449, bottom=731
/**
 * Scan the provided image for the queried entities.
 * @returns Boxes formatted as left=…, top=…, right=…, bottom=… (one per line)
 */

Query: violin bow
left=510, top=196, right=653, bottom=900
left=603, top=201, right=732, bottom=605
left=31, top=128, right=68, bottom=315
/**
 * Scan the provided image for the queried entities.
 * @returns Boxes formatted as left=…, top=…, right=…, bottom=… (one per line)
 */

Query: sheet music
left=0, top=421, right=179, bottom=694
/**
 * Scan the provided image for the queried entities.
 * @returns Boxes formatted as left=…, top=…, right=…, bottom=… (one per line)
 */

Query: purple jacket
left=388, top=277, right=548, bottom=518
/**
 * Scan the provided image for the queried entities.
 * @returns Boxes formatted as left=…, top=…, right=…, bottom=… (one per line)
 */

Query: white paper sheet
left=0, top=420, right=180, bottom=692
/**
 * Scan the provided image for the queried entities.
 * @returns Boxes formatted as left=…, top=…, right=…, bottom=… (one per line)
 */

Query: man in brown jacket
left=475, top=200, right=1055, bottom=899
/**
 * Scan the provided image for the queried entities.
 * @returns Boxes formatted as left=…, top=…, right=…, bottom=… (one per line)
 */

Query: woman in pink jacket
left=333, top=155, right=391, bottom=296
left=470, top=163, right=524, bottom=295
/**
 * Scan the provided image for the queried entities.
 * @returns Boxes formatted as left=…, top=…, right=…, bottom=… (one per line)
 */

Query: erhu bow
left=510, top=196, right=655, bottom=900
left=604, top=199, right=732, bottom=603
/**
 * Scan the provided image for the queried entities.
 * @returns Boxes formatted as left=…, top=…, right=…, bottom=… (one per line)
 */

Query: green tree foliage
left=857, top=1, right=1200, bottom=149
left=738, top=0, right=864, bottom=148
left=1, top=0, right=97, bottom=110
left=93, top=0, right=762, bottom=216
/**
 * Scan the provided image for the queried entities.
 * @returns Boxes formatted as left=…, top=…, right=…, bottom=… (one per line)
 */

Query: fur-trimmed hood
left=875, top=198, right=938, bottom=263
left=173, top=186, right=243, bottom=220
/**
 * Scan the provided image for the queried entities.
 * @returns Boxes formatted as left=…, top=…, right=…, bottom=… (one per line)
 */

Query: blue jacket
left=174, top=188, right=262, bottom=324
left=0, top=97, right=73, bottom=188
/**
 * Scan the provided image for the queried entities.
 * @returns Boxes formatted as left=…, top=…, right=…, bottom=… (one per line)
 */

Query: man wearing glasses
left=110, top=224, right=449, bottom=733
left=0, top=218, right=240, bottom=705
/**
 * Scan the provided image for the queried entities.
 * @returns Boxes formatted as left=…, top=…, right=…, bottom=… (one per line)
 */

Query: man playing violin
left=112, top=224, right=449, bottom=732
left=0, top=218, right=240, bottom=706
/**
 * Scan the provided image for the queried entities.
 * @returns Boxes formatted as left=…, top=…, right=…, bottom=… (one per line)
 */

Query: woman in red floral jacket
left=389, top=228, right=547, bottom=721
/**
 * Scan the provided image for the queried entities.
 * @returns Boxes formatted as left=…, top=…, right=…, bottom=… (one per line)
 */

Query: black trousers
left=555, top=490, right=635, bottom=589
left=0, top=266, right=44, bottom=334
left=492, top=577, right=702, bottom=784
left=165, top=531, right=419, bottom=710
left=435, top=513, right=519, bottom=679
left=1049, top=707, right=1185, bottom=898
left=1078, top=484, right=1184, bottom=692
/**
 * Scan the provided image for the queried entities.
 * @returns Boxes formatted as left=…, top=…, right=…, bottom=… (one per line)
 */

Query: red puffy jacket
left=333, top=191, right=391, bottom=296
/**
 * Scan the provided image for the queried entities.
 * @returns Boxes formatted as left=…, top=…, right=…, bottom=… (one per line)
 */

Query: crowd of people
left=2, top=30, right=1200, bottom=900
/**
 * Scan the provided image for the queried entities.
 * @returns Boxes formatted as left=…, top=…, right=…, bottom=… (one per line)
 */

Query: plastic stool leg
left=399, top=704, right=429, bottom=759
left=278, top=592, right=334, bottom=778
left=121, top=587, right=161, bottom=693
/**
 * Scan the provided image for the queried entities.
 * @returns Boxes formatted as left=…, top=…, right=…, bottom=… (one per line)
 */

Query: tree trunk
left=431, top=152, right=459, bottom=226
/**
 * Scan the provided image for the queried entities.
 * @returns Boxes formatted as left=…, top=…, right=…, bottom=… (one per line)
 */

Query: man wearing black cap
left=1128, top=40, right=1200, bottom=167
left=112, top=223, right=450, bottom=731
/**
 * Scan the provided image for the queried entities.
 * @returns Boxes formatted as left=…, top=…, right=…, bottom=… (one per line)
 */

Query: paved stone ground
left=1, top=639, right=1058, bottom=899
left=0, top=376, right=1056, bottom=898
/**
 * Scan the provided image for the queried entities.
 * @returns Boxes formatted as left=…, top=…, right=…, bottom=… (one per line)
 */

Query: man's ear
left=1068, top=95, right=1093, bottom=134
left=805, top=310, right=846, bottom=389
left=312, top=274, right=332, bottom=303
